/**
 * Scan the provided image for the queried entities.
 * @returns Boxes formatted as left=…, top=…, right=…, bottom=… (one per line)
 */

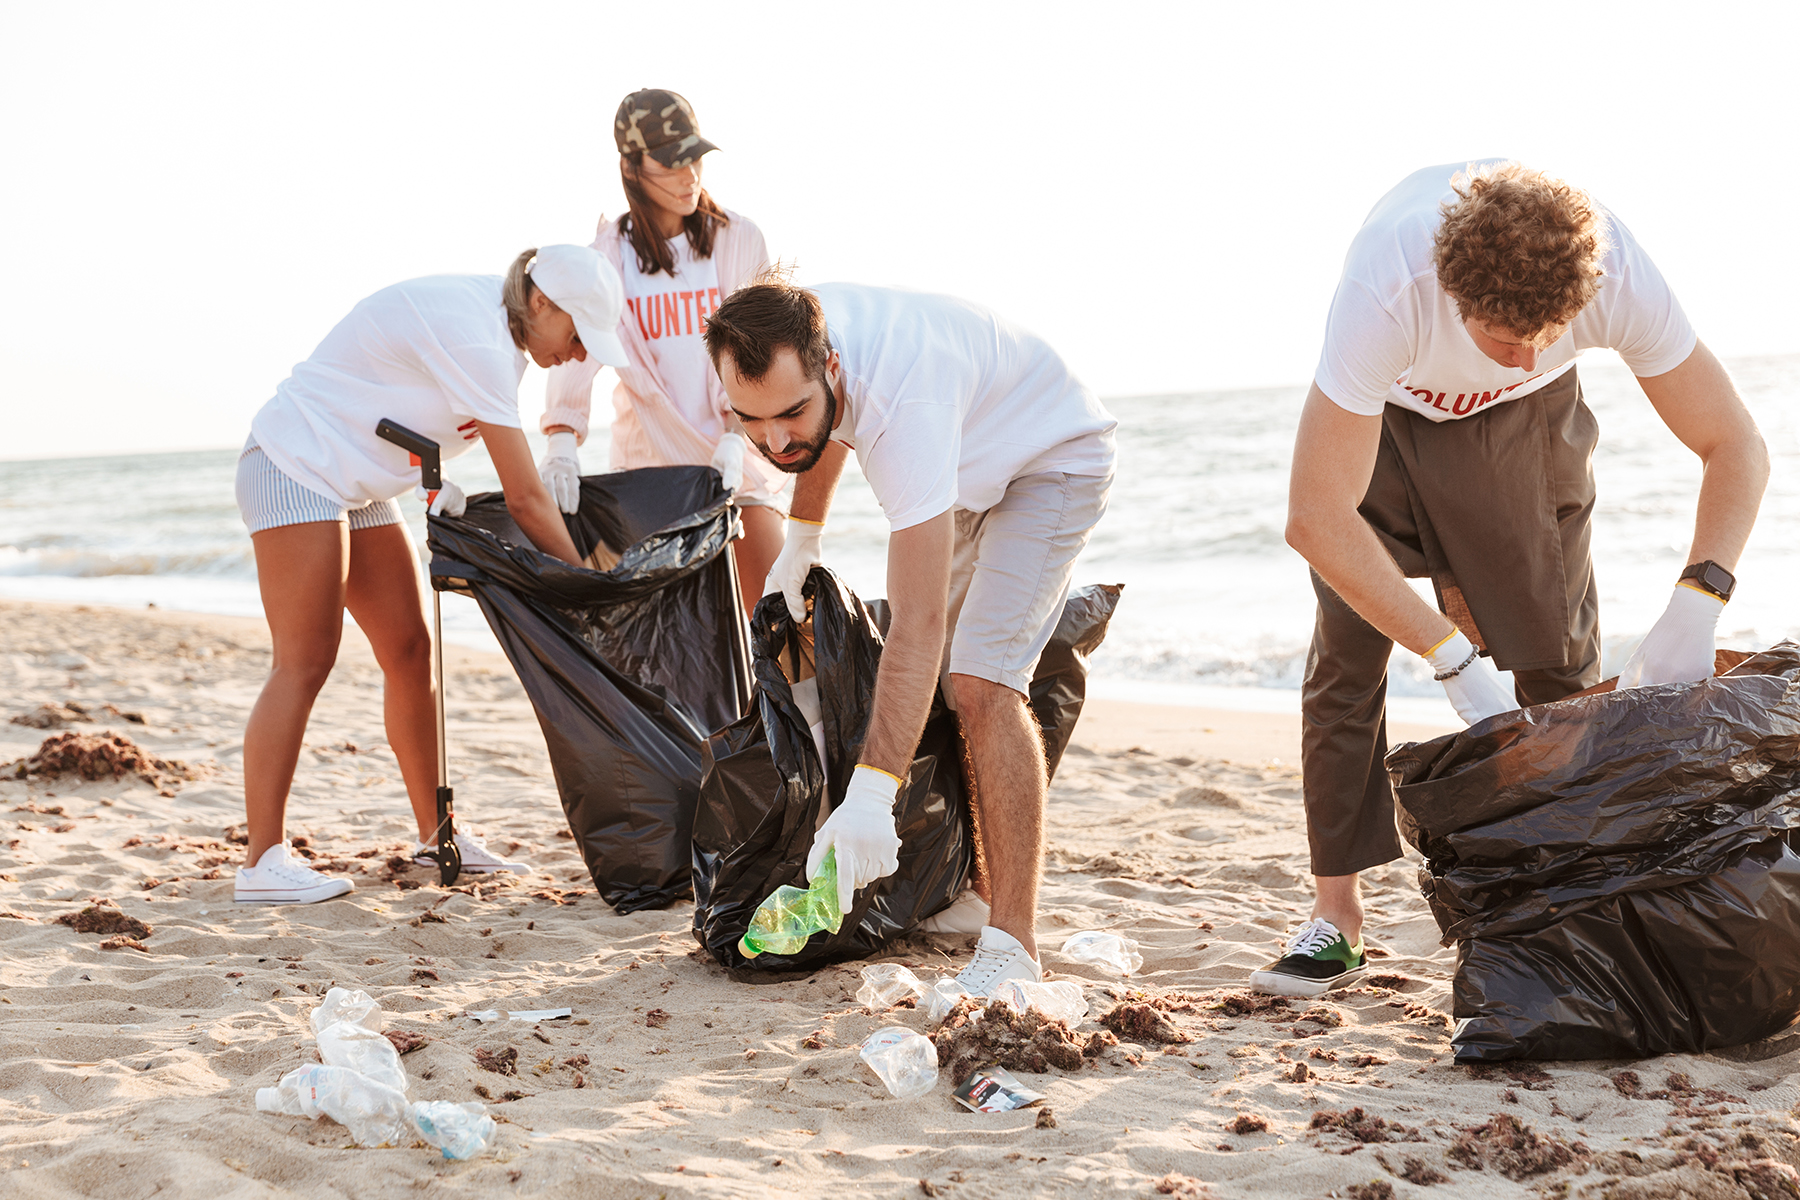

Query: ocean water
left=2, top=354, right=1795, bottom=724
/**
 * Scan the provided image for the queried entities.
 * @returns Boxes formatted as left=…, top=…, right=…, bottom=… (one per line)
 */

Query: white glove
left=1618, top=584, right=1724, bottom=689
left=764, top=517, right=825, bottom=621
left=415, top=479, right=466, bottom=518
left=1426, top=629, right=1516, bottom=726
left=709, top=431, right=746, bottom=494
left=539, top=431, right=582, bottom=515
left=807, top=765, right=903, bottom=913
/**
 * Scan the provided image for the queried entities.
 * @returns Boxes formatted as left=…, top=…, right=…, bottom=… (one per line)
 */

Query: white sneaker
left=235, top=841, right=354, bottom=905
left=919, top=888, right=992, bottom=934
left=413, top=831, right=532, bottom=874
left=955, top=925, right=1043, bottom=998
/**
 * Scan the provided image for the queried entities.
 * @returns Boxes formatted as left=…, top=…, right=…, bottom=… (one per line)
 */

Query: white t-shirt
left=817, top=283, right=1116, bottom=532
left=620, top=235, right=724, bottom=441
left=1315, top=160, right=1697, bottom=421
left=251, top=275, right=525, bottom=504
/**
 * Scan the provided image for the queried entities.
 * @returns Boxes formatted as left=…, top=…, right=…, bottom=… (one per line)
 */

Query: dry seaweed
left=1099, top=1001, right=1192, bottom=1044
left=8, top=732, right=198, bottom=796
left=932, top=996, right=1114, bottom=1081
left=1310, top=1107, right=1420, bottom=1144
left=474, top=1046, right=518, bottom=1076
left=55, top=902, right=152, bottom=939
left=1448, top=1114, right=1586, bottom=1180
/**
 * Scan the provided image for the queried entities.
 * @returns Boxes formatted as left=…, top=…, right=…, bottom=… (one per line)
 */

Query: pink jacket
left=539, top=208, right=789, bottom=506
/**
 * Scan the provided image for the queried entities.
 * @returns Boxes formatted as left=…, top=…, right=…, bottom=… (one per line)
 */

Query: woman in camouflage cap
left=537, top=88, right=786, bottom=614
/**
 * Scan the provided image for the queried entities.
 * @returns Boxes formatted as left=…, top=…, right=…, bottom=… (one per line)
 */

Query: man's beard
left=759, top=381, right=836, bottom=474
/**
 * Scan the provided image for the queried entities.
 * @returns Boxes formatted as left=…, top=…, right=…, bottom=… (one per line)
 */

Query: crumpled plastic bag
left=1387, top=642, right=1800, bottom=1062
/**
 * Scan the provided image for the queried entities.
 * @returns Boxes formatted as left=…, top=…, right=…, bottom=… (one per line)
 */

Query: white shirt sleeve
left=858, top=399, right=962, bottom=532
left=1314, top=280, right=1414, bottom=416
left=1591, top=220, right=1697, bottom=378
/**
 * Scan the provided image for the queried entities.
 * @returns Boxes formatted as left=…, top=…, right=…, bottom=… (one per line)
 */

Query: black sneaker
left=1248, top=918, right=1367, bottom=997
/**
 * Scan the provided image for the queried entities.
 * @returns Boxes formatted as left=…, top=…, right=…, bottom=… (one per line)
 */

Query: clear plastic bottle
left=309, top=987, right=383, bottom=1036
left=316, top=1019, right=408, bottom=1095
left=410, top=1100, right=498, bottom=1160
left=858, top=1028, right=939, bottom=1099
left=738, top=849, right=844, bottom=957
left=256, top=1063, right=413, bottom=1148
left=856, top=963, right=927, bottom=1009
left=990, top=979, right=1088, bottom=1025
left=926, top=977, right=973, bottom=1024
left=1060, top=929, right=1144, bottom=976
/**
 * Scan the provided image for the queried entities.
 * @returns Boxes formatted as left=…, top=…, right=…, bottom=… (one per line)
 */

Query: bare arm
left=1634, top=340, right=1769, bottom=571
left=789, top=440, right=851, bottom=524
left=857, top=512, right=953, bottom=776
left=477, top=422, right=581, bottom=565
left=1285, top=384, right=1454, bottom=655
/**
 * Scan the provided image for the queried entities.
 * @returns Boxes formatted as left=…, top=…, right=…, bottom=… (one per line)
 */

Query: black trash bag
left=427, top=465, right=750, bottom=914
left=1386, top=642, right=1800, bottom=1062
left=692, top=570, right=1121, bottom=972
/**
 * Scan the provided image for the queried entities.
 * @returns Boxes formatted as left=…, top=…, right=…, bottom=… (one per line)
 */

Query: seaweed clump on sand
left=1213, top=991, right=1292, bottom=1018
left=1449, top=1114, right=1586, bottom=1180
left=932, top=996, right=1115, bottom=1081
left=1100, top=999, right=1193, bottom=1044
left=55, top=900, right=152, bottom=940
left=1310, top=1107, right=1422, bottom=1144
left=9, top=732, right=199, bottom=796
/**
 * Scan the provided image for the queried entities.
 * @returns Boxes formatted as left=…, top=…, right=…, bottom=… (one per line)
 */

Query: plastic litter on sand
left=927, top=976, right=974, bottom=1024
left=990, top=979, right=1088, bottom=1025
left=738, top=849, right=844, bottom=957
left=857, top=964, right=928, bottom=1010
left=1061, top=930, right=1144, bottom=976
left=859, top=1028, right=940, bottom=1099
left=411, top=1101, right=500, bottom=1160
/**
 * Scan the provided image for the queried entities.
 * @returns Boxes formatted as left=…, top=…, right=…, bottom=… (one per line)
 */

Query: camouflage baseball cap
left=614, top=88, right=719, bottom=168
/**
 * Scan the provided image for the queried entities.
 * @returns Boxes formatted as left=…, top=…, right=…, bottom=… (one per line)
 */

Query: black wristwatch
left=1679, top=560, right=1736, bottom=602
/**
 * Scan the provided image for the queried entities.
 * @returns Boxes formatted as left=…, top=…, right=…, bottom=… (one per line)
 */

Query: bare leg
left=950, top=673, right=1045, bottom=960
left=343, top=522, right=439, bottom=845
left=1312, top=873, right=1364, bottom=945
left=732, top=504, right=785, bottom=615
left=243, top=522, right=349, bottom=866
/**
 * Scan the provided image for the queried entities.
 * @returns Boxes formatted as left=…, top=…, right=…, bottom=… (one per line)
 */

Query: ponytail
left=502, top=248, right=539, bottom=350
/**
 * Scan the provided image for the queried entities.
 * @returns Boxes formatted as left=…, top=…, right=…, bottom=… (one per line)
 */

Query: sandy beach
left=3, top=597, right=1799, bottom=1200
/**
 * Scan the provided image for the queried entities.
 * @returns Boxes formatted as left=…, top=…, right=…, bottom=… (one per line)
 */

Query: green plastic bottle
left=739, top=849, right=845, bottom=957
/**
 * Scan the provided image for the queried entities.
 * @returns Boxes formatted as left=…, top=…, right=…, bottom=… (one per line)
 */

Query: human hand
left=1618, top=584, right=1724, bottom=689
left=538, top=431, right=582, bottom=514
left=806, top=765, right=903, bottom=913
left=709, top=432, right=746, bottom=494
left=763, top=517, right=825, bottom=621
left=1426, top=629, right=1516, bottom=725
left=416, top=478, right=466, bottom=518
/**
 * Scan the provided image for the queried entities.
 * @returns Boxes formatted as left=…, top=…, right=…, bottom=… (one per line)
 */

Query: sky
left=2, top=1, right=1796, bottom=460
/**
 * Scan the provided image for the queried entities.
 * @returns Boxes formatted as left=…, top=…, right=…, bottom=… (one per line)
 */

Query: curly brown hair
left=1433, top=163, right=1609, bottom=338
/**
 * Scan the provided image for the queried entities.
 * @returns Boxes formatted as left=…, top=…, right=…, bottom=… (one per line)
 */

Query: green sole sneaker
left=1248, top=918, right=1367, bottom=997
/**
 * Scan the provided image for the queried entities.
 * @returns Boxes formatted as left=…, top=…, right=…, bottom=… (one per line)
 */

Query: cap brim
left=576, top=322, right=631, bottom=369
left=647, top=137, right=719, bottom=168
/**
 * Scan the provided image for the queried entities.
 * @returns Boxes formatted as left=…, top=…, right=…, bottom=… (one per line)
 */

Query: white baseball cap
left=527, top=244, right=630, bottom=368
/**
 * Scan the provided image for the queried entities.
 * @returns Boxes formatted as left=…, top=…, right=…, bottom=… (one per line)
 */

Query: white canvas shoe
left=413, top=831, right=532, bottom=874
left=954, top=925, right=1043, bottom=998
left=235, top=841, right=354, bottom=905
left=919, top=888, right=992, bottom=935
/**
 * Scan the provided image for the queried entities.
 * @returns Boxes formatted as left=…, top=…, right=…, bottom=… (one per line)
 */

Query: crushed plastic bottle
left=410, top=1100, right=498, bottom=1160
left=316, top=1017, right=407, bottom=1094
left=990, top=979, right=1088, bottom=1025
left=926, top=977, right=973, bottom=1024
left=859, top=1028, right=939, bottom=1099
left=256, top=1063, right=413, bottom=1148
left=310, top=987, right=383, bottom=1036
left=856, top=963, right=928, bottom=1010
left=1061, top=930, right=1144, bottom=976
left=738, top=848, right=844, bottom=957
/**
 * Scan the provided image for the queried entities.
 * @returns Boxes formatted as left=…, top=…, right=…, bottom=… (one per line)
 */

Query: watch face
left=1702, top=562, right=1735, bottom=597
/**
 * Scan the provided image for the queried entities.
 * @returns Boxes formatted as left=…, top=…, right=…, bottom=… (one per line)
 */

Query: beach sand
left=3, top=597, right=1798, bottom=1199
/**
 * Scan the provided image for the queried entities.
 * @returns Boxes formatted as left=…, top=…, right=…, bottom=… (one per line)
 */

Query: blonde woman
left=538, top=88, right=787, bottom=613
left=235, top=246, right=629, bottom=904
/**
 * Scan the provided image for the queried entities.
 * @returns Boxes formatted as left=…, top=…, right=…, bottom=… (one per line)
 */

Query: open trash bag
left=1387, top=642, right=1800, bottom=1062
left=692, top=568, right=1120, bottom=971
left=427, top=466, right=750, bottom=913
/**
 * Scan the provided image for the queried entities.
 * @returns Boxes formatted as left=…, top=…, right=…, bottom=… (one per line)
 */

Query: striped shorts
left=235, top=439, right=405, bottom=535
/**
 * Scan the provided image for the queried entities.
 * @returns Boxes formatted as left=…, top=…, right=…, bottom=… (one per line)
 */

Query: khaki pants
left=1300, top=368, right=1603, bottom=877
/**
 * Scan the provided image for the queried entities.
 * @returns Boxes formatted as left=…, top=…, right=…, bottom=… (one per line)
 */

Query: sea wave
left=0, top=544, right=252, bottom=578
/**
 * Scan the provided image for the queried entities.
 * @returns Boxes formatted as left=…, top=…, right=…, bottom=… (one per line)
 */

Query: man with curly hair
left=1254, top=160, right=1770, bottom=997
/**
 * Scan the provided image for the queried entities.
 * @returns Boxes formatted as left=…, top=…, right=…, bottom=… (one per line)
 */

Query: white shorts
left=235, top=439, right=405, bottom=535
left=940, top=471, right=1112, bottom=697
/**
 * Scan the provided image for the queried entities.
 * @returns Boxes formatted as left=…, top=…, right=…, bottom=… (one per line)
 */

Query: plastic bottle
left=856, top=963, right=928, bottom=1010
left=309, top=987, right=383, bottom=1036
left=738, top=849, right=844, bottom=957
left=410, top=1100, right=498, bottom=1160
left=926, top=977, right=973, bottom=1024
left=316, top=1019, right=408, bottom=1095
left=1060, top=930, right=1144, bottom=976
left=256, top=1063, right=413, bottom=1148
left=990, top=979, right=1088, bottom=1025
left=858, top=1028, right=939, bottom=1099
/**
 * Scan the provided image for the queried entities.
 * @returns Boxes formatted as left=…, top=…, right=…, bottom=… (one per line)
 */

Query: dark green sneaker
left=1248, top=918, right=1367, bottom=997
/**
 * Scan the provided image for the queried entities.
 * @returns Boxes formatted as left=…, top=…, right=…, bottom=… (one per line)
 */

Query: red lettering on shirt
left=627, top=297, right=651, bottom=340
left=661, top=294, right=681, bottom=340
left=457, top=419, right=480, bottom=442
left=679, top=290, right=696, bottom=334
left=1451, top=393, right=1477, bottom=416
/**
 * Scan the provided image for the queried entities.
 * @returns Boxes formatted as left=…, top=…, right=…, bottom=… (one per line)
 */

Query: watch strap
left=1679, top=560, right=1736, bottom=602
